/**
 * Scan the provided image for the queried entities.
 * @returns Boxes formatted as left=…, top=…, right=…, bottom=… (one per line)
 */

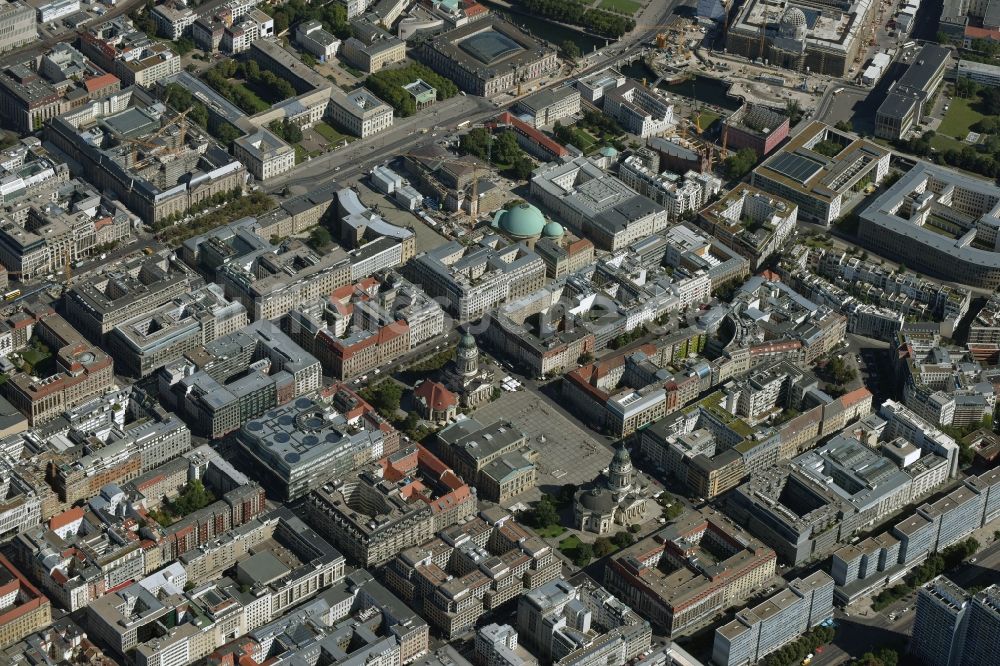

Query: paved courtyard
left=473, top=389, right=612, bottom=503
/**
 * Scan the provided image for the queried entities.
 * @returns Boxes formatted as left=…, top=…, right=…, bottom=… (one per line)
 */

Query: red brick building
left=723, top=104, right=790, bottom=158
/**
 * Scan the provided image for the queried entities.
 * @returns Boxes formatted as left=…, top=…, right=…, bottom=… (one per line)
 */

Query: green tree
left=363, top=63, right=459, bottom=117
left=982, top=87, right=1000, bottom=115
left=175, top=37, right=195, bottom=55
left=189, top=103, right=208, bottom=129
left=560, top=39, right=582, bottom=61
left=593, top=537, right=616, bottom=557
left=494, top=131, right=521, bottom=164
left=512, top=156, right=535, bottom=181
left=307, top=225, right=332, bottom=249
left=724, top=148, right=758, bottom=180
left=786, top=98, right=804, bottom=125
left=213, top=122, right=242, bottom=146
left=531, top=495, right=560, bottom=528
left=955, top=77, right=981, bottom=99
left=459, top=128, right=492, bottom=160
left=558, top=484, right=578, bottom=503
left=573, top=542, right=594, bottom=566
left=612, top=531, right=635, bottom=548
left=360, top=380, right=403, bottom=417
left=826, top=356, right=857, bottom=385
left=170, top=480, right=215, bottom=516
left=284, top=121, right=303, bottom=144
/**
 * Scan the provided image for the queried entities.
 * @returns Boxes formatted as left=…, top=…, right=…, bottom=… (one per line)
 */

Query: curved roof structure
left=494, top=203, right=545, bottom=238
left=541, top=221, right=564, bottom=238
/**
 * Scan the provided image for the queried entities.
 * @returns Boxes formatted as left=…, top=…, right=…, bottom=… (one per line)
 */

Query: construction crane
left=403, top=148, right=491, bottom=229
left=758, top=12, right=768, bottom=61
left=691, top=79, right=704, bottom=135
left=120, top=107, right=192, bottom=167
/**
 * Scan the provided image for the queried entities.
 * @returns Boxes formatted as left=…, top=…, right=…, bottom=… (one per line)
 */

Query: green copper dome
left=541, top=221, right=564, bottom=238
left=598, top=145, right=618, bottom=158
left=459, top=332, right=476, bottom=349
left=494, top=203, right=545, bottom=239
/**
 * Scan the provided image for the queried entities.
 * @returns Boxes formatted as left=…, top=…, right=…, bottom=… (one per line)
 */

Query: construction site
left=725, top=0, right=883, bottom=77
left=44, top=87, right=247, bottom=224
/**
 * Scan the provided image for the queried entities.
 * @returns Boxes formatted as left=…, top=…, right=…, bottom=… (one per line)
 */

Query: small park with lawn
left=599, top=0, right=642, bottom=14
left=938, top=96, right=986, bottom=141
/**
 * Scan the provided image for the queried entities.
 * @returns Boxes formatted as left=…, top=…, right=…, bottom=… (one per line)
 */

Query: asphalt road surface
left=813, top=539, right=1000, bottom=665
left=265, top=0, right=680, bottom=196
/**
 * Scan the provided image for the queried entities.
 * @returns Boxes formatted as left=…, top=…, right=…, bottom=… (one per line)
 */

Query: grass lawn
left=938, top=97, right=985, bottom=140
left=313, top=122, right=352, bottom=145
left=227, top=80, right=271, bottom=113
left=535, top=524, right=567, bottom=538
left=295, top=144, right=321, bottom=164
left=21, top=348, right=49, bottom=366
left=924, top=223, right=958, bottom=238
left=930, top=133, right=969, bottom=153
left=599, top=0, right=641, bottom=13
left=19, top=345, right=54, bottom=375
left=692, top=110, right=720, bottom=131
left=571, top=128, right=598, bottom=153
left=243, top=79, right=290, bottom=106
left=559, top=535, right=582, bottom=554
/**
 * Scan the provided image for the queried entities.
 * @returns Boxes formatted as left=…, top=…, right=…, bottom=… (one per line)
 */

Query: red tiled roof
left=493, top=112, right=568, bottom=158
left=84, top=73, right=119, bottom=93
left=839, top=386, right=872, bottom=407
left=759, top=269, right=781, bottom=282
left=965, top=26, right=1000, bottom=40
left=49, top=506, right=84, bottom=531
left=414, top=380, right=457, bottom=411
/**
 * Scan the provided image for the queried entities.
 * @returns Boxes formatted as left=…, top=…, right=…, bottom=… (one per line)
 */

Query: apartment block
left=604, top=509, right=776, bottom=636
left=383, top=507, right=561, bottom=638
left=0, top=554, right=50, bottom=650
left=2, top=308, right=114, bottom=426
left=158, top=321, right=321, bottom=438
left=712, top=572, right=834, bottom=666
left=406, top=235, right=545, bottom=321
left=517, top=579, right=651, bottom=665
left=306, top=444, right=475, bottom=567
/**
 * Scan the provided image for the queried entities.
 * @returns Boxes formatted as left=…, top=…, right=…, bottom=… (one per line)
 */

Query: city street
left=813, top=537, right=1000, bottom=665
left=263, top=0, right=680, bottom=198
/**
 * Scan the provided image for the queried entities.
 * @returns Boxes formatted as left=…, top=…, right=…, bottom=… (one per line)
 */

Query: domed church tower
left=608, top=443, right=634, bottom=500
left=456, top=332, right=479, bottom=379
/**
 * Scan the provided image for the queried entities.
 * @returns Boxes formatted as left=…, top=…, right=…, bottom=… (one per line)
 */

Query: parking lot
left=473, top=389, right=613, bottom=505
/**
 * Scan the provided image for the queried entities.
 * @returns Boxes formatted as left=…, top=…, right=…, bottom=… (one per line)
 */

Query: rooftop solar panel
left=768, top=152, right=824, bottom=184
